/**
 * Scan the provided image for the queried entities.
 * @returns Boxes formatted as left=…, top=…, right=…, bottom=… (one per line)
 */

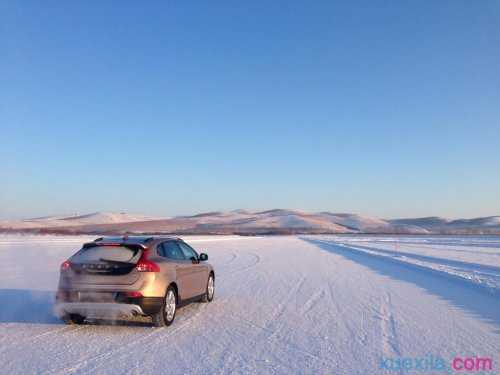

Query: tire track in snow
left=223, top=252, right=237, bottom=265
left=217, top=311, right=334, bottom=371
left=321, top=259, right=368, bottom=347
left=82, top=306, right=207, bottom=374
left=325, top=277, right=358, bottom=338
left=378, top=292, right=402, bottom=360
left=268, top=275, right=306, bottom=325
left=49, top=328, right=166, bottom=375
left=300, top=289, right=325, bottom=316
left=224, top=252, right=261, bottom=276
left=214, top=252, right=238, bottom=270
left=195, top=319, right=292, bottom=374
left=50, top=304, right=208, bottom=375
left=0, top=325, right=86, bottom=355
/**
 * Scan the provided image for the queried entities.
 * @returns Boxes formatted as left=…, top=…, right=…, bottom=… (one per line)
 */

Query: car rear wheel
left=201, top=274, right=215, bottom=303
left=62, top=314, right=86, bottom=325
left=152, top=286, right=177, bottom=327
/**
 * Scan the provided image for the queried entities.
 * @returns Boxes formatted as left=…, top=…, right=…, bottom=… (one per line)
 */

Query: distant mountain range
left=1, top=210, right=499, bottom=235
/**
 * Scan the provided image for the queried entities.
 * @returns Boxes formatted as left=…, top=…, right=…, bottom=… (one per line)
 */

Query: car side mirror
left=199, top=253, right=208, bottom=261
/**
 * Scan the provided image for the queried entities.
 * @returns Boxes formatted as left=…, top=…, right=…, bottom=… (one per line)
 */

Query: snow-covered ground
left=310, top=235, right=500, bottom=294
left=0, top=234, right=498, bottom=374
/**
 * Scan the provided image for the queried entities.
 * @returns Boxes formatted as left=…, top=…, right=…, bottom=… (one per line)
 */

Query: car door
left=177, top=241, right=208, bottom=296
left=159, top=241, right=197, bottom=300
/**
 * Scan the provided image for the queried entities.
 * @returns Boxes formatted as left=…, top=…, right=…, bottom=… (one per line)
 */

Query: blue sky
left=1, top=1, right=499, bottom=219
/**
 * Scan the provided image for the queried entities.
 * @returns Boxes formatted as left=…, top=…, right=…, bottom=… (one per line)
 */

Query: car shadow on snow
left=0, top=288, right=208, bottom=328
left=0, top=289, right=60, bottom=324
left=85, top=318, right=153, bottom=327
left=0, top=289, right=157, bottom=327
left=303, top=238, right=500, bottom=333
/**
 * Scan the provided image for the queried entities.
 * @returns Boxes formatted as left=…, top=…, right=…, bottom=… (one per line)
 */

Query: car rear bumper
left=54, top=302, right=146, bottom=319
left=55, top=289, right=164, bottom=316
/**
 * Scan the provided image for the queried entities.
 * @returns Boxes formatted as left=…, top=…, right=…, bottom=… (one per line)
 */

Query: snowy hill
left=320, top=212, right=395, bottom=231
left=0, top=212, right=167, bottom=230
left=0, top=210, right=499, bottom=235
left=449, top=216, right=500, bottom=228
left=389, top=216, right=450, bottom=227
left=389, top=215, right=500, bottom=234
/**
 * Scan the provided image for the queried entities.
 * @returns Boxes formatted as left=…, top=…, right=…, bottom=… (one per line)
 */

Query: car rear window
left=71, top=245, right=141, bottom=264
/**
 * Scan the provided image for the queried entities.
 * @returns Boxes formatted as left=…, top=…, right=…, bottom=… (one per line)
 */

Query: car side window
left=160, top=241, right=185, bottom=260
left=178, top=242, right=198, bottom=260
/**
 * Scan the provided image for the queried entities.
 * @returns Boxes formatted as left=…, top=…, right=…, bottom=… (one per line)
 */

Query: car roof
left=93, top=235, right=182, bottom=245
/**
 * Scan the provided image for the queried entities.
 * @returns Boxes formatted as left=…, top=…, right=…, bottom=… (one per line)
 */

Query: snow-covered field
left=0, top=234, right=498, bottom=374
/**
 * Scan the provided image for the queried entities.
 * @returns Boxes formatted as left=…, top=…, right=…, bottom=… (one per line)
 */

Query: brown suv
left=54, top=236, right=215, bottom=327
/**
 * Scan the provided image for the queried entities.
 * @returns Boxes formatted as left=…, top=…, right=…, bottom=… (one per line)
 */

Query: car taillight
left=136, top=251, right=160, bottom=272
left=124, top=291, right=143, bottom=298
left=60, top=260, right=71, bottom=272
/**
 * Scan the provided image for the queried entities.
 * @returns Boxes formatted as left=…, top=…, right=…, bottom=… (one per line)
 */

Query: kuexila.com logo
left=379, top=354, right=446, bottom=372
left=379, top=354, right=493, bottom=373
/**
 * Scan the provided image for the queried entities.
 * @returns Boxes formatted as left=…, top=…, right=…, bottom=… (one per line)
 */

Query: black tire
left=62, top=314, right=85, bottom=325
left=152, top=286, right=177, bottom=327
left=200, top=273, right=215, bottom=303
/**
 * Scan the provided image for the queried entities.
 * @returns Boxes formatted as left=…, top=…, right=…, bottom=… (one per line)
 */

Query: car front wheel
left=201, top=274, right=214, bottom=303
